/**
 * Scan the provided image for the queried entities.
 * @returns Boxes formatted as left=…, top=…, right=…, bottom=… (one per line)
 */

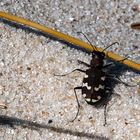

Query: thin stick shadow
left=0, top=18, right=89, bottom=53
left=0, top=115, right=109, bottom=140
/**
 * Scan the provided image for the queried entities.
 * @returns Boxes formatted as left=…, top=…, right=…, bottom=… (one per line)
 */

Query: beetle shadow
left=105, top=58, right=140, bottom=89
left=102, top=57, right=140, bottom=108
left=0, top=115, right=109, bottom=140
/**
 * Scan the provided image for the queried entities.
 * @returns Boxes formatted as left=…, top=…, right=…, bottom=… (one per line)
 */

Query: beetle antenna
left=102, top=42, right=119, bottom=52
left=77, top=31, right=98, bottom=51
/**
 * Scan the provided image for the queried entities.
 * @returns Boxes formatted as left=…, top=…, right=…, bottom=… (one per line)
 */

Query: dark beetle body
left=82, top=67, right=107, bottom=106
left=55, top=40, right=119, bottom=123
left=76, top=50, right=112, bottom=107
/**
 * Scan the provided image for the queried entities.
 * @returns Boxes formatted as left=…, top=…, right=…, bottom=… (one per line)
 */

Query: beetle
left=55, top=32, right=124, bottom=125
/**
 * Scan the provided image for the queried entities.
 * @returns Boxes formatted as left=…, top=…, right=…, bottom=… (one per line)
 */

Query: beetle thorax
left=91, top=51, right=105, bottom=68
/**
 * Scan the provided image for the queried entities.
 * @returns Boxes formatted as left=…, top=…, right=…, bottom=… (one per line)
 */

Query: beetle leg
left=77, top=60, right=90, bottom=67
left=54, top=69, right=86, bottom=76
left=103, top=62, right=114, bottom=68
left=70, top=86, right=82, bottom=122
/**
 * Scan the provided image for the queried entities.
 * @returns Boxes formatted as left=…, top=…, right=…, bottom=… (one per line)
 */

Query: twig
left=0, top=11, right=140, bottom=71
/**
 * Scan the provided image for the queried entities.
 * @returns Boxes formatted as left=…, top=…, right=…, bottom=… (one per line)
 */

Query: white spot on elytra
left=83, top=94, right=86, bottom=97
left=83, top=82, right=88, bottom=87
left=87, top=86, right=91, bottom=90
left=84, top=75, right=88, bottom=78
left=97, top=96, right=101, bottom=100
left=83, top=83, right=91, bottom=90
left=99, top=84, right=104, bottom=89
left=94, top=87, right=99, bottom=91
left=94, top=84, right=104, bottom=91
left=92, top=99, right=98, bottom=103
left=85, top=98, right=91, bottom=102
left=101, top=76, right=106, bottom=81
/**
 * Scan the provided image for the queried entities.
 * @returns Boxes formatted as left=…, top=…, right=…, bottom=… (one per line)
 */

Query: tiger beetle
left=55, top=32, right=128, bottom=125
